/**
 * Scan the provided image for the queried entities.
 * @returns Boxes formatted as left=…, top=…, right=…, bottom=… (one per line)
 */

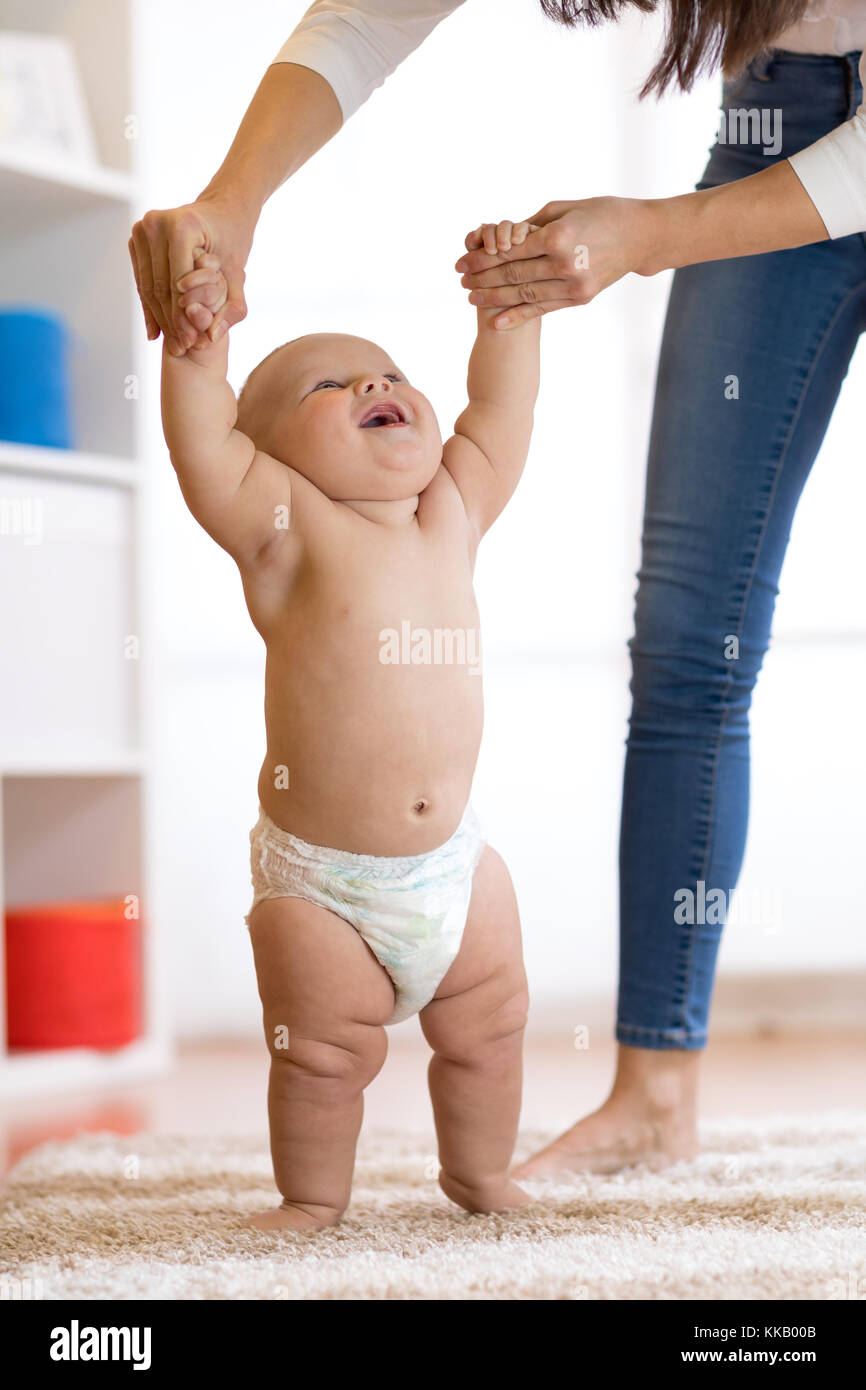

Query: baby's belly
left=257, top=654, right=484, bottom=855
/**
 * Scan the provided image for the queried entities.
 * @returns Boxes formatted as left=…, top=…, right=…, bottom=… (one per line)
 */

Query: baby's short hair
left=236, top=335, right=313, bottom=443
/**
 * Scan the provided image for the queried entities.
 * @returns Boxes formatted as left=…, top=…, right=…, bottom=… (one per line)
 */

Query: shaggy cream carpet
left=2, top=1112, right=865, bottom=1300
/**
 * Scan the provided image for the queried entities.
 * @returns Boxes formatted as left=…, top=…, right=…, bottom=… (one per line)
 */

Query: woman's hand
left=128, top=194, right=254, bottom=355
left=456, top=197, right=655, bottom=329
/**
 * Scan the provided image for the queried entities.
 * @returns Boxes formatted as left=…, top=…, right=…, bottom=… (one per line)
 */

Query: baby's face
left=244, top=334, right=442, bottom=501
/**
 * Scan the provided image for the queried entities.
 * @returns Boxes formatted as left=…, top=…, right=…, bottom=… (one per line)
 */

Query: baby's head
left=236, top=333, right=442, bottom=501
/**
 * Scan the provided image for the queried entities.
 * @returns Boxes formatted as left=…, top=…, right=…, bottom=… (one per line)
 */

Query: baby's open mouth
left=359, top=402, right=408, bottom=428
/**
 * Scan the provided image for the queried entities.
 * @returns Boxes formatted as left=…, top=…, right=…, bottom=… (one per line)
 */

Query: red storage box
left=5, top=899, right=142, bottom=1049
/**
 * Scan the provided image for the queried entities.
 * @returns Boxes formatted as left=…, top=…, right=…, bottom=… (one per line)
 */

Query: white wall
left=134, top=0, right=866, bottom=1040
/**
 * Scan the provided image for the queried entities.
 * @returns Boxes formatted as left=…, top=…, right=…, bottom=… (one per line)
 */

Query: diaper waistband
left=251, top=803, right=482, bottom=876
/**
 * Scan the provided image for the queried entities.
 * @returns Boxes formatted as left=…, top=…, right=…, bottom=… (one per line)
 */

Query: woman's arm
left=458, top=47, right=866, bottom=332
left=460, top=47, right=866, bottom=327
left=654, top=48, right=866, bottom=268
left=200, top=0, right=466, bottom=211
left=130, top=1, right=465, bottom=353
left=199, top=63, right=343, bottom=227
left=130, top=63, right=341, bottom=354
left=456, top=159, right=829, bottom=330
left=642, top=157, right=828, bottom=272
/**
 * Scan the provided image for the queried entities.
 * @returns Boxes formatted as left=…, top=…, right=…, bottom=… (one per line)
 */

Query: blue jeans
left=617, top=50, right=866, bottom=1050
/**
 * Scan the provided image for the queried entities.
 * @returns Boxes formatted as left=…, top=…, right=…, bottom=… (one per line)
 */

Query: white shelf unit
left=0, top=0, right=169, bottom=1098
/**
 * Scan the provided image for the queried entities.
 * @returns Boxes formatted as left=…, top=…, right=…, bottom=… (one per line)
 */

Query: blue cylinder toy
left=0, top=307, right=73, bottom=449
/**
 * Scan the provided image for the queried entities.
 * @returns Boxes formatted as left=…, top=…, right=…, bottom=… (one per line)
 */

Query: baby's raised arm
left=443, top=225, right=541, bottom=538
left=161, top=285, right=292, bottom=568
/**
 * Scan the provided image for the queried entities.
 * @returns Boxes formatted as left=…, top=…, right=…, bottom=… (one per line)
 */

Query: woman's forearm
left=640, top=158, right=828, bottom=276
left=197, top=62, right=343, bottom=217
left=130, top=63, right=342, bottom=349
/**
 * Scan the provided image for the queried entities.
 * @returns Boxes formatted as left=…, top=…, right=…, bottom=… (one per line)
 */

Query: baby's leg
left=419, top=846, right=530, bottom=1214
left=246, top=895, right=394, bottom=1231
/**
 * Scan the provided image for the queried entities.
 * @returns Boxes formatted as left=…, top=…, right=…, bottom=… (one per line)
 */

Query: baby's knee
left=427, top=981, right=529, bottom=1065
left=268, top=1023, right=387, bottom=1097
left=481, top=985, right=529, bottom=1057
left=493, top=984, right=530, bottom=1041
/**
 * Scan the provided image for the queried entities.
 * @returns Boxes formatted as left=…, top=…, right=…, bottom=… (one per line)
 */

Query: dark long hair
left=538, top=1, right=811, bottom=95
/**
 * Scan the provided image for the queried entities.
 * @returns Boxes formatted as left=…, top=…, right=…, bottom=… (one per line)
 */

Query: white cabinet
left=0, top=0, right=168, bottom=1097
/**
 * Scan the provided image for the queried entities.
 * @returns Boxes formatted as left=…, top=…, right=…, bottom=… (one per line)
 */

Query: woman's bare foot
left=439, top=1169, right=532, bottom=1214
left=514, top=1044, right=700, bottom=1179
left=245, top=1200, right=342, bottom=1232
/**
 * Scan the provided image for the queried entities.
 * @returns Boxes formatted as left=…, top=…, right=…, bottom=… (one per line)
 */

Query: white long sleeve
left=272, top=1, right=467, bottom=121
left=787, top=49, right=866, bottom=237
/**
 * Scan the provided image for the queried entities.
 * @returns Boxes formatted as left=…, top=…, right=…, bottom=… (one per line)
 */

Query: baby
left=161, top=225, right=540, bottom=1230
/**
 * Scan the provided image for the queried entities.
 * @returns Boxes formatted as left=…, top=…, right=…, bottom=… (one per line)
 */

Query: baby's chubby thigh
left=248, top=895, right=395, bottom=1070
left=420, top=845, right=529, bottom=1061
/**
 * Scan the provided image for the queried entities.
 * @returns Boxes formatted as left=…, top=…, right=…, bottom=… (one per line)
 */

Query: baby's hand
left=175, top=251, right=229, bottom=343
left=463, top=220, right=538, bottom=257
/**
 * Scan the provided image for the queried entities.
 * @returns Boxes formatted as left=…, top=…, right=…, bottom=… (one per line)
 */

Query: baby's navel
left=412, top=798, right=429, bottom=815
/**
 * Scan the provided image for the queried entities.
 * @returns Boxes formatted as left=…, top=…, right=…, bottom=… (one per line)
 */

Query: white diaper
left=246, top=804, right=485, bottom=1024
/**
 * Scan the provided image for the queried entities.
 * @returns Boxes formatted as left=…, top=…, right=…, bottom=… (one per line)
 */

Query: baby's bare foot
left=245, top=1200, right=342, bottom=1232
left=439, top=1170, right=531, bottom=1214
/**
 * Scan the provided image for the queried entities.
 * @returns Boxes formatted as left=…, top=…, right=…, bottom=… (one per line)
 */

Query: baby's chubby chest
left=324, top=548, right=478, bottom=642
left=293, top=526, right=481, bottom=672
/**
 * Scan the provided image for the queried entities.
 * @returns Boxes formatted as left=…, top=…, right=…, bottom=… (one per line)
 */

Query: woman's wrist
left=632, top=195, right=691, bottom=278
left=196, top=174, right=265, bottom=228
